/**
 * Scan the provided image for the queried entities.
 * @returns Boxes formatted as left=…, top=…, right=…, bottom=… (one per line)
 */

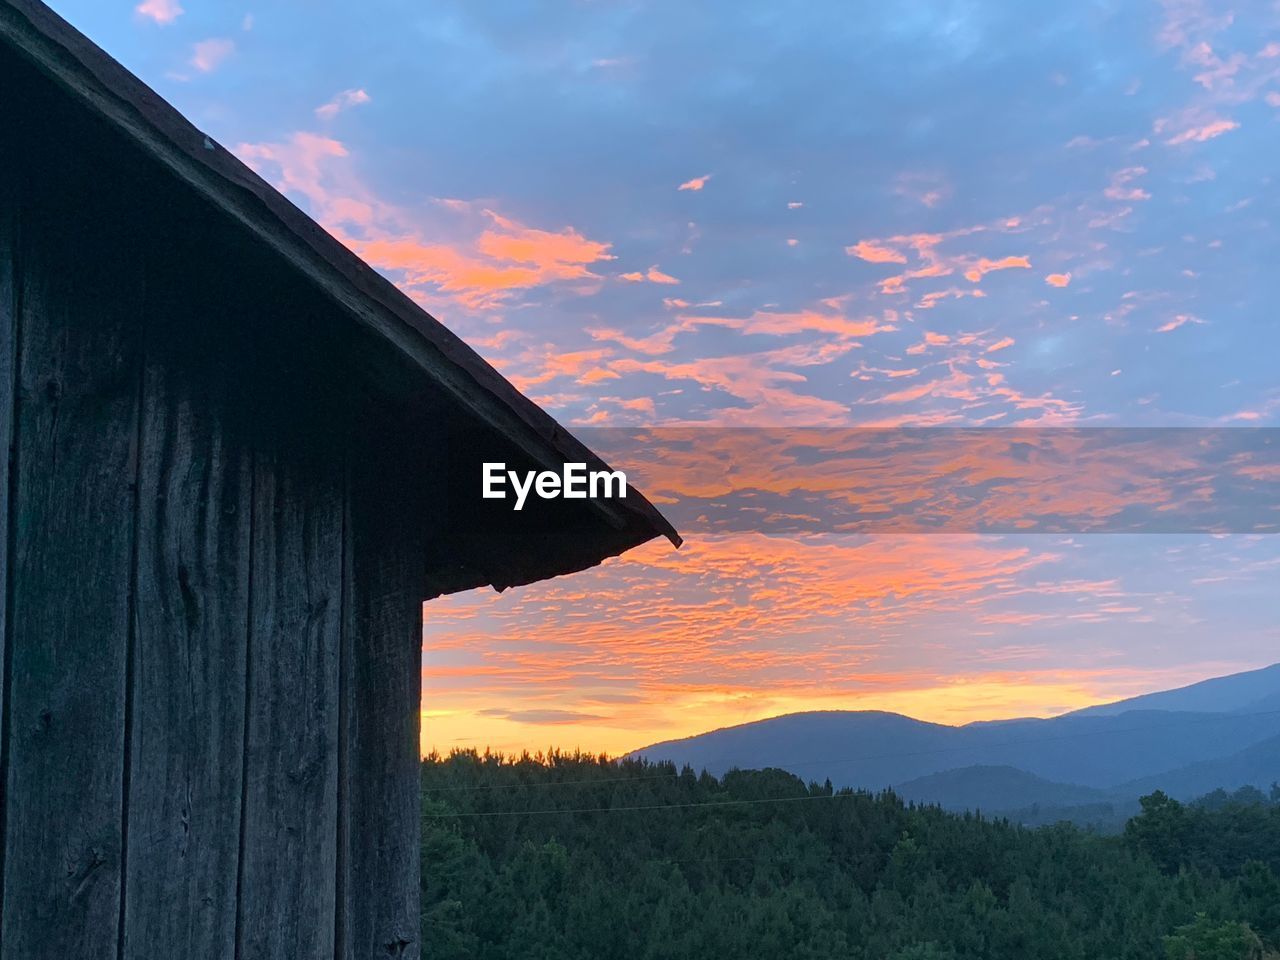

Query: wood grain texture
left=0, top=116, right=142, bottom=957
left=236, top=361, right=345, bottom=960
left=120, top=230, right=253, bottom=958
left=339, top=405, right=427, bottom=960
left=0, top=71, right=18, bottom=918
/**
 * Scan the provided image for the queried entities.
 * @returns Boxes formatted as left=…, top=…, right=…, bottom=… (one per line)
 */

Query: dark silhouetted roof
left=0, top=0, right=679, bottom=595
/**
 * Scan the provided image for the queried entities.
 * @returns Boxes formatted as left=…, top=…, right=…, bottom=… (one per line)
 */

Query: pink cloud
left=1156, top=313, right=1205, bottom=333
left=192, top=38, right=238, bottom=73
left=686, top=308, right=897, bottom=340
left=190, top=38, right=235, bottom=73
left=135, top=0, right=182, bottom=24
left=316, top=88, right=371, bottom=120
left=893, top=172, right=951, bottom=208
left=678, top=174, right=712, bottom=191
left=1161, top=117, right=1240, bottom=144
left=611, top=347, right=855, bottom=425
left=1045, top=273, right=1072, bottom=288
left=1104, top=166, right=1151, bottom=201
left=236, top=133, right=350, bottom=208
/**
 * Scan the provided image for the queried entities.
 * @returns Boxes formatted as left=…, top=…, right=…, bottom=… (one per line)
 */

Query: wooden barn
left=0, top=2, right=679, bottom=958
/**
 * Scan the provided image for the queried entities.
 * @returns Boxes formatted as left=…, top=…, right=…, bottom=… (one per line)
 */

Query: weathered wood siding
left=122, top=205, right=254, bottom=959
left=339, top=404, right=428, bottom=960
left=0, top=44, right=427, bottom=960
left=236, top=314, right=348, bottom=960
left=0, top=67, right=17, bottom=925
left=0, top=77, right=144, bottom=959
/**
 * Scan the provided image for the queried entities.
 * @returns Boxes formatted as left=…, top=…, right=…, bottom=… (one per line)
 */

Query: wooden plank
left=0, top=64, right=19, bottom=916
left=119, top=233, right=252, bottom=957
left=236, top=376, right=345, bottom=960
left=338, top=407, right=426, bottom=960
left=0, top=117, right=142, bottom=957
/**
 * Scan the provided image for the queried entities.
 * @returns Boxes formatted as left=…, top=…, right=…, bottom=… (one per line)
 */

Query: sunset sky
left=52, top=0, right=1280, bottom=755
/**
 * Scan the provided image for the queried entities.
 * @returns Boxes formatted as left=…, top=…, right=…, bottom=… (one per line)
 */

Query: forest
left=421, top=751, right=1280, bottom=960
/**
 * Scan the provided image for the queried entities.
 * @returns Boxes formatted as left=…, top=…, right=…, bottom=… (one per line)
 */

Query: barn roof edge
left=0, top=0, right=681, bottom=592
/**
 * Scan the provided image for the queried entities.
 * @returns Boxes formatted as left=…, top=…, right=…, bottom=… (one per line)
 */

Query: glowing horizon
left=418, top=653, right=1271, bottom=759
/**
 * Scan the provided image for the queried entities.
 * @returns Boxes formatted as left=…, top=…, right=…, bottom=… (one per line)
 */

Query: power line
left=423, top=769, right=686, bottom=794
left=424, top=788, right=862, bottom=819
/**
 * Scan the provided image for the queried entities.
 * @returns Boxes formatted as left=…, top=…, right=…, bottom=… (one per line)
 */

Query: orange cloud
left=419, top=531, right=1193, bottom=754
left=586, top=303, right=897, bottom=364
left=847, top=224, right=1034, bottom=299
left=587, top=325, right=682, bottom=356
left=905, top=331, right=955, bottom=355
left=615, top=396, right=656, bottom=413
left=678, top=174, right=712, bottom=191
left=986, top=337, right=1015, bottom=353
left=620, top=265, right=680, bottom=284
left=476, top=212, right=614, bottom=275
left=1045, top=272, right=1072, bottom=287
left=611, top=347, right=855, bottom=425
left=916, top=288, right=985, bottom=310
left=848, top=240, right=908, bottom=264
left=507, top=348, right=615, bottom=390
left=963, top=256, right=1031, bottom=283
left=236, top=134, right=615, bottom=311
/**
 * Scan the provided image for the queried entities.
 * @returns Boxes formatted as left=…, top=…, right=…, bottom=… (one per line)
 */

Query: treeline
left=421, top=750, right=1280, bottom=959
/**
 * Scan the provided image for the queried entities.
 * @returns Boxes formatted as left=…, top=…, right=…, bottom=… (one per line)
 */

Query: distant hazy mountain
left=898, top=734, right=1280, bottom=827
left=1119, top=733, right=1280, bottom=800
left=633, top=708, right=1280, bottom=791
left=893, top=765, right=1109, bottom=813
left=630, top=663, right=1280, bottom=815
left=1069, top=662, right=1280, bottom=717
left=632, top=711, right=957, bottom=790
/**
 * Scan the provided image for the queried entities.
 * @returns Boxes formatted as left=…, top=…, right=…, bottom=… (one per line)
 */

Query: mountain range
left=631, top=662, right=1280, bottom=826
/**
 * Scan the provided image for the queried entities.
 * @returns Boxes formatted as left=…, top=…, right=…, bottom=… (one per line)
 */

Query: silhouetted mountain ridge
left=630, top=663, right=1280, bottom=820
left=1069, top=662, right=1280, bottom=717
left=893, top=765, right=1110, bottom=812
